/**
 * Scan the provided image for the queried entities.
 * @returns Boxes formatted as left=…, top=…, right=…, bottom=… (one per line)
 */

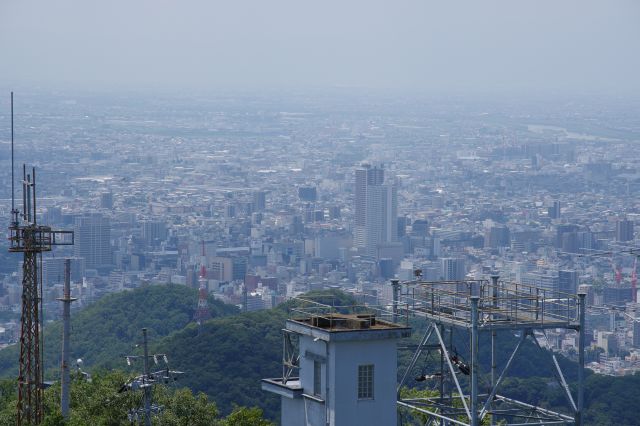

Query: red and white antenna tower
left=193, top=241, right=211, bottom=326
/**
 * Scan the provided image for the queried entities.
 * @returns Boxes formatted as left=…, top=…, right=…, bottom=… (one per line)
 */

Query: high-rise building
left=232, top=257, right=248, bottom=281
left=633, top=319, right=640, bottom=347
left=100, top=192, right=113, bottom=210
left=558, top=270, right=578, bottom=294
left=210, top=257, right=233, bottom=282
left=396, top=216, right=409, bottom=238
left=74, top=213, right=112, bottom=271
left=440, top=257, right=465, bottom=281
left=141, top=220, right=168, bottom=247
left=485, top=225, right=511, bottom=249
left=354, top=165, right=397, bottom=258
left=616, top=219, right=634, bottom=242
left=561, top=232, right=579, bottom=254
left=253, top=191, right=267, bottom=211
left=547, top=201, right=561, bottom=219
left=555, top=224, right=579, bottom=248
left=298, top=186, right=317, bottom=202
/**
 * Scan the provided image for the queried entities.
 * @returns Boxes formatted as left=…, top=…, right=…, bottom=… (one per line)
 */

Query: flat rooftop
left=290, top=313, right=404, bottom=331
left=285, top=311, right=412, bottom=342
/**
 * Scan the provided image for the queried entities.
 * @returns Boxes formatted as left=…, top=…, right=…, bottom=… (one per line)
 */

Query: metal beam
left=494, top=395, right=575, bottom=422
left=433, top=325, right=471, bottom=420
left=397, top=401, right=469, bottom=426
left=532, top=331, right=577, bottom=414
left=576, top=293, right=586, bottom=426
left=470, top=296, right=479, bottom=426
left=479, top=330, right=528, bottom=420
left=397, top=324, right=434, bottom=393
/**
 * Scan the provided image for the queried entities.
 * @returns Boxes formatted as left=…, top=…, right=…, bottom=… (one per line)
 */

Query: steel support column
left=470, top=296, right=479, bottom=426
left=576, top=293, right=586, bottom=426
left=58, top=259, right=76, bottom=420
left=490, top=275, right=499, bottom=426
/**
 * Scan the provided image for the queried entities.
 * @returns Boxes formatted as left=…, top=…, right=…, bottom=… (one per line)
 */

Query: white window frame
left=358, top=364, right=374, bottom=400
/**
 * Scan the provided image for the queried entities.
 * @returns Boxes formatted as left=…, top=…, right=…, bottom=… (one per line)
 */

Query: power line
left=120, top=328, right=184, bottom=425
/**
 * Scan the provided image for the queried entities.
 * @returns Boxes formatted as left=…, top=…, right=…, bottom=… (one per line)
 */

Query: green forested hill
left=0, top=284, right=238, bottom=377
left=0, top=286, right=638, bottom=425
left=156, top=309, right=286, bottom=419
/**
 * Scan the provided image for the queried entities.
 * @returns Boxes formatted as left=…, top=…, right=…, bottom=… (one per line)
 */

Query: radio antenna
left=11, top=92, right=16, bottom=224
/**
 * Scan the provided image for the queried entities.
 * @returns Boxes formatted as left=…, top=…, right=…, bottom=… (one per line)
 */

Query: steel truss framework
left=394, top=277, right=586, bottom=426
left=9, top=167, right=74, bottom=425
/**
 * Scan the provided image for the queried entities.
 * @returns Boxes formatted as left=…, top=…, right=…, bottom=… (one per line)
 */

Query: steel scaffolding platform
left=392, top=277, right=586, bottom=426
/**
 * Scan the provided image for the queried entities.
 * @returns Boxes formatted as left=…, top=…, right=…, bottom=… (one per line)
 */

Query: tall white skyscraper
left=354, top=165, right=397, bottom=258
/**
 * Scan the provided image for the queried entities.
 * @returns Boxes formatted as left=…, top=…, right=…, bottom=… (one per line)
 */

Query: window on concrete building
left=313, top=361, right=322, bottom=396
left=357, top=364, right=374, bottom=399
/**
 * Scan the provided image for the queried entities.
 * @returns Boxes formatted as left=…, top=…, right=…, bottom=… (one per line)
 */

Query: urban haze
left=0, top=1, right=639, bottom=425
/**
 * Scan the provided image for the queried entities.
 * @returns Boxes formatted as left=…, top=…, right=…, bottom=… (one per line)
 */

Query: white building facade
left=263, top=315, right=410, bottom=426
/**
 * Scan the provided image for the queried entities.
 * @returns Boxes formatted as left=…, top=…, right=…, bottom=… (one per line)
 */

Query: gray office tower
left=253, top=191, right=267, bottom=211
left=616, top=219, right=634, bottom=242
left=141, top=220, right=168, bottom=247
left=558, top=270, right=578, bottom=294
left=74, top=213, right=112, bottom=270
left=441, top=257, right=466, bottom=281
left=100, top=192, right=114, bottom=210
left=354, top=164, right=398, bottom=258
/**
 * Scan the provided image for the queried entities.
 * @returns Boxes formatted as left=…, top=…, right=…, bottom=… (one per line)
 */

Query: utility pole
left=57, top=259, right=76, bottom=420
left=121, top=329, right=184, bottom=424
left=142, top=329, right=151, bottom=426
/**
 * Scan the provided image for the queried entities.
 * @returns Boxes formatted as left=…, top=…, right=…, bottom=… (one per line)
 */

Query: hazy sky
left=1, top=0, right=639, bottom=94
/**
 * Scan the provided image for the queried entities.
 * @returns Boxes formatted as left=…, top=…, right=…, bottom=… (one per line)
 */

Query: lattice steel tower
left=8, top=93, right=73, bottom=425
left=193, top=241, right=211, bottom=327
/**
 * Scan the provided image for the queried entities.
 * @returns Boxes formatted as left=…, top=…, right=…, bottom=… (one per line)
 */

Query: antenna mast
left=57, top=259, right=77, bottom=420
left=8, top=93, right=75, bottom=425
left=11, top=92, right=17, bottom=225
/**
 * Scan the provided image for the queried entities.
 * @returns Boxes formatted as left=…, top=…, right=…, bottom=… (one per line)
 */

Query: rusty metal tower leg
left=18, top=235, right=43, bottom=425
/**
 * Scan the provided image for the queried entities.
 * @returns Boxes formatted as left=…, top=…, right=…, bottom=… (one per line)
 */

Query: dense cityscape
left=1, top=90, right=639, bottom=379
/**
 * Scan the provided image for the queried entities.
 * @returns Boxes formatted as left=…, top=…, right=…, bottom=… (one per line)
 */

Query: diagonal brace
left=532, top=330, right=577, bottom=414
left=480, top=330, right=528, bottom=420
left=433, top=324, right=471, bottom=420
left=398, top=323, right=434, bottom=394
